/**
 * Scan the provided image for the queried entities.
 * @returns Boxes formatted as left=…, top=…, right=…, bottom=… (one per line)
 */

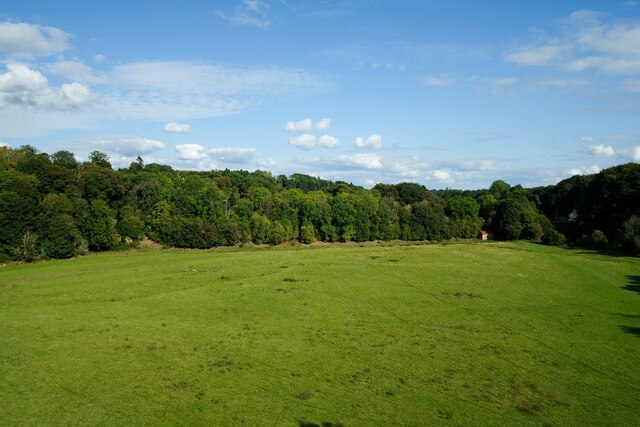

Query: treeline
left=1, top=145, right=639, bottom=261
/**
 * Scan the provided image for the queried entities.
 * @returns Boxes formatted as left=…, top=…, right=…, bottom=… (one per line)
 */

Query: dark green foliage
left=87, top=200, right=120, bottom=250
left=578, top=230, right=609, bottom=250
left=621, top=216, right=640, bottom=255
left=89, top=151, right=112, bottom=169
left=0, top=144, right=637, bottom=257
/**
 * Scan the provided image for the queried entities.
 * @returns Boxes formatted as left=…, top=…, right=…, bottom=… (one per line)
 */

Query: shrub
left=300, top=224, right=316, bottom=244
left=541, top=229, right=566, bottom=246
left=12, top=231, right=40, bottom=262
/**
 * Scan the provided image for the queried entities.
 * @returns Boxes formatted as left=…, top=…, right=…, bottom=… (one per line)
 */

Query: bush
left=12, top=231, right=40, bottom=262
left=578, top=230, right=609, bottom=250
left=621, top=215, right=640, bottom=256
left=300, top=224, right=316, bottom=244
left=541, top=229, right=566, bottom=246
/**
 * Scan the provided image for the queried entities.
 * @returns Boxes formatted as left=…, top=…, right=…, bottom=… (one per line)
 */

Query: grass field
left=1, top=241, right=639, bottom=426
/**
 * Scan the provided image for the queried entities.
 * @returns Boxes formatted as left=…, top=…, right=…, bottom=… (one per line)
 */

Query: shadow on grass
left=298, top=422, right=345, bottom=427
left=623, top=276, right=640, bottom=295
left=619, top=326, right=640, bottom=337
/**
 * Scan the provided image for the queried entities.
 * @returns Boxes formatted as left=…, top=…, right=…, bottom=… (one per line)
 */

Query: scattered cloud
left=289, top=134, right=317, bottom=150
left=432, top=169, right=453, bottom=183
left=48, top=60, right=104, bottom=84
left=0, top=22, right=69, bottom=56
left=580, top=136, right=595, bottom=143
left=0, top=63, right=91, bottom=109
left=631, top=146, right=640, bottom=161
left=355, top=134, right=382, bottom=149
left=423, top=76, right=454, bottom=87
left=318, top=134, right=340, bottom=148
left=285, top=117, right=331, bottom=132
left=588, top=144, right=616, bottom=157
left=68, top=135, right=165, bottom=156
left=164, top=122, right=193, bottom=133
left=0, top=141, right=9, bottom=148
left=175, top=143, right=207, bottom=160
left=567, top=164, right=601, bottom=176
left=209, top=147, right=258, bottom=163
left=94, top=54, right=106, bottom=63
left=505, top=10, right=640, bottom=75
left=336, top=153, right=383, bottom=169
left=217, top=0, right=272, bottom=30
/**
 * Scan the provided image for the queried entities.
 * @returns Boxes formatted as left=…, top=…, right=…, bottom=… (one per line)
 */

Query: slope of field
left=1, top=242, right=639, bottom=426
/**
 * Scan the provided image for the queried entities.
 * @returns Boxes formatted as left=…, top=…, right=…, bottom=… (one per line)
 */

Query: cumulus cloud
left=217, top=0, right=272, bottom=30
left=588, top=144, right=616, bottom=157
left=336, top=153, right=383, bottom=169
left=289, top=134, right=317, bottom=150
left=0, top=63, right=91, bottom=109
left=505, top=10, right=640, bottom=74
left=318, top=134, right=340, bottom=148
left=164, top=122, right=193, bottom=133
left=48, top=60, right=103, bottom=83
left=632, top=146, right=640, bottom=161
left=209, top=147, right=258, bottom=163
left=568, top=164, right=601, bottom=176
left=0, top=141, right=10, bottom=148
left=176, top=143, right=208, bottom=160
left=432, top=169, right=453, bottom=183
left=0, top=22, right=69, bottom=56
left=285, top=117, right=331, bottom=132
left=355, top=134, right=382, bottom=149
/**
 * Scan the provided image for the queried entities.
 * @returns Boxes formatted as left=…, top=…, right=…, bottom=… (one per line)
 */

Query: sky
left=1, top=0, right=639, bottom=189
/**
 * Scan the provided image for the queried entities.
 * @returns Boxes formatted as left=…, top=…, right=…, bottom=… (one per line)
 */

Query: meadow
left=0, top=241, right=638, bottom=426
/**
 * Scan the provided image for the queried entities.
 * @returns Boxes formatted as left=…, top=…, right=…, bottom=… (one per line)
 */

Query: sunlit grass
left=1, top=242, right=639, bottom=425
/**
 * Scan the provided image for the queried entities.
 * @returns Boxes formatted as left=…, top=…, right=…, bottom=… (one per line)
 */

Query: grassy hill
left=1, top=242, right=639, bottom=425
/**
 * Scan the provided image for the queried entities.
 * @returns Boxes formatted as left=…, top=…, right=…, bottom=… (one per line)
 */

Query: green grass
left=1, top=241, right=639, bottom=426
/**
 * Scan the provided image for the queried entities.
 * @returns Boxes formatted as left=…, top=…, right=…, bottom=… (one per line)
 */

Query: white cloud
left=164, top=122, right=193, bottom=133
left=259, top=157, right=276, bottom=167
left=588, top=144, right=616, bottom=157
left=568, top=164, right=601, bottom=176
left=0, top=63, right=91, bottom=109
left=69, top=136, right=165, bottom=156
left=505, top=45, right=565, bottom=66
left=580, top=136, right=595, bottom=142
left=423, top=76, right=453, bottom=87
left=285, top=117, right=331, bottom=132
left=337, top=153, right=383, bottom=169
left=432, top=169, right=453, bottom=183
left=318, top=134, right=339, bottom=148
left=355, top=134, right=382, bottom=149
left=0, top=141, right=9, bottom=148
left=209, top=147, right=258, bottom=163
left=176, top=143, right=207, bottom=160
left=505, top=10, right=640, bottom=74
left=289, top=134, right=317, bottom=150
left=0, top=22, right=69, bottom=56
left=94, top=54, right=106, bottom=63
left=631, top=146, right=640, bottom=161
left=217, top=0, right=272, bottom=30
left=48, top=60, right=103, bottom=83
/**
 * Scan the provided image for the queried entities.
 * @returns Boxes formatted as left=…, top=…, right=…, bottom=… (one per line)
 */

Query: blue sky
left=1, top=0, right=639, bottom=189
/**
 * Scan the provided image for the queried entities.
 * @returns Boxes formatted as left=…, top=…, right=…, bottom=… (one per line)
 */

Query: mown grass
left=1, top=241, right=639, bottom=426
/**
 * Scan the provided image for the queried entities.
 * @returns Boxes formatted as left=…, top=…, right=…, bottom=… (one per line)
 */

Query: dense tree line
left=1, top=145, right=639, bottom=261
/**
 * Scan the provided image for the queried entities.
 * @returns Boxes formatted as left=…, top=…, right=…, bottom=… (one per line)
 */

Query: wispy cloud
left=218, top=0, right=272, bottom=30
left=505, top=10, right=640, bottom=75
